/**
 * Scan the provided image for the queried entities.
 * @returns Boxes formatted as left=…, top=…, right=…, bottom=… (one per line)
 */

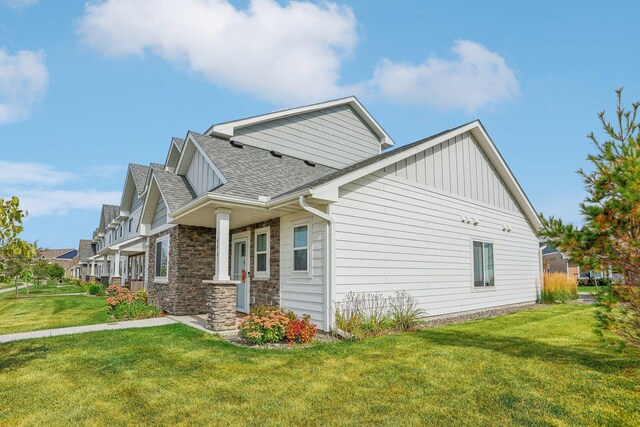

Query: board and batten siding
left=151, top=197, right=167, bottom=231
left=331, top=154, right=540, bottom=317
left=233, top=105, right=381, bottom=169
left=186, top=148, right=222, bottom=196
left=384, top=132, right=519, bottom=213
left=279, top=211, right=327, bottom=330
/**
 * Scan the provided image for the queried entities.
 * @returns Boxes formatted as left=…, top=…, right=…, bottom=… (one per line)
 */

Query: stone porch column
left=205, top=281, right=238, bottom=331
left=214, top=208, right=231, bottom=281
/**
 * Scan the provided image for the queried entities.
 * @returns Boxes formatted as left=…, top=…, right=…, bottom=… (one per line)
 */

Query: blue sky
left=0, top=0, right=638, bottom=249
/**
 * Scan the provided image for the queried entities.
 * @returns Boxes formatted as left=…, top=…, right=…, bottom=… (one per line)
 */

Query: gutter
left=298, top=195, right=335, bottom=331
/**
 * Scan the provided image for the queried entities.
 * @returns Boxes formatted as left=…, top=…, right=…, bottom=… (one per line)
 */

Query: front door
left=232, top=236, right=250, bottom=313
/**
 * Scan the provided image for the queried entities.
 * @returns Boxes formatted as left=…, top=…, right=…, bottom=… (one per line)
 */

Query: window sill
left=253, top=274, right=270, bottom=280
left=154, top=278, right=168, bottom=284
left=292, top=271, right=313, bottom=279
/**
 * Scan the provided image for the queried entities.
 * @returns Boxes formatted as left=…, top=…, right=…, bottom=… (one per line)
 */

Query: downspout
left=539, top=244, right=546, bottom=300
left=299, top=195, right=335, bottom=331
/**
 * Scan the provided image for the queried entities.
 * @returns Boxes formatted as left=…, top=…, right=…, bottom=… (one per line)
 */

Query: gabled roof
left=205, top=96, right=395, bottom=149
left=164, top=137, right=185, bottom=170
left=129, top=164, right=149, bottom=195
left=99, top=204, right=120, bottom=232
left=40, top=249, right=75, bottom=260
left=78, top=239, right=94, bottom=262
left=153, top=169, right=197, bottom=213
left=191, top=132, right=337, bottom=201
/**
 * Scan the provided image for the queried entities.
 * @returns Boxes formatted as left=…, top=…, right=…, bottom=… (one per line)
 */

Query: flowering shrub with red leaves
left=239, top=307, right=290, bottom=344
left=105, top=285, right=161, bottom=320
left=285, top=315, right=317, bottom=343
left=239, top=306, right=318, bottom=344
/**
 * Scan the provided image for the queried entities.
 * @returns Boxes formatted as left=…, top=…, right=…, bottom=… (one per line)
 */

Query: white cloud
left=0, top=49, right=48, bottom=124
left=77, top=0, right=356, bottom=104
left=77, top=3, right=519, bottom=111
left=2, top=0, right=38, bottom=9
left=84, top=164, right=126, bottom=179
left=366, top=40, right=520, bottom=112
left=0, top=161, right=75, bottom=186
left=11, top=189, right=121, bottom=217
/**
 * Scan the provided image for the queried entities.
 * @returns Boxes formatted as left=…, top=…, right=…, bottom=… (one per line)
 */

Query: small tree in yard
left=47, top=263, right=65, bottom=282
left=0, top=197, right=35, bottom=297
left=539, top=89, right=640, bottom=347
left=32, top=258, right=51, bottom=287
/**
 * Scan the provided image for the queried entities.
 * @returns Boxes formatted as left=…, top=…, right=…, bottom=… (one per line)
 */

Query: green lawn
left=0, top=305, right=637, bottom=425
left=0, top=283, right=84, bottom=300
left=578, top=285, right=611, bottom=294
left=0, top=296, right=110, bottom=335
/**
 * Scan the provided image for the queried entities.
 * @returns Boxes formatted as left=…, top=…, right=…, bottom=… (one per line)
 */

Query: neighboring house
left=542, top=245, right=580, bottom=278
left=39, top=248, right=78, bottom=278
left=116, top=96, right=543, bottom=332
left=90, top=163, right=159, bottom=290
left=72, top=239, right=96, bottom=280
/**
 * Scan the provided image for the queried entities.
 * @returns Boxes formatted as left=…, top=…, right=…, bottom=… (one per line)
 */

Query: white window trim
left=470, top=238, right=495, bottom=292
left=154, top=234, right=170, bottom=283
left=292, top=222, right=311, bottom=277
left=254, top=226, right=270, bottom=279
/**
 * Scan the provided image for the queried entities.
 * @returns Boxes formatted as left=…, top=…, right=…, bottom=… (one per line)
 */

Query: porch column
left=213, top=208, right=231, bottom=281
left=90, top=262, right=95, bottom=276
left=103, top=255, right=108, bottom=276
left=114, top=251, right=121, bottom=277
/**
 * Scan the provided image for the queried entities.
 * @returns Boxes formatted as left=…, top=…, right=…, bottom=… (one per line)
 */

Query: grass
left=0, top=282, right=84, bottom=300
left=0, top=305, right=637, bottom=425
left=0, top=296, right=110, bottom=335
left=579, top=285, right=611, bottom=294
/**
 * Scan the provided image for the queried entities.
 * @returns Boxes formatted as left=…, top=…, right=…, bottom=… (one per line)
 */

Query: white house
left=106, top=96, right=544, bottom=332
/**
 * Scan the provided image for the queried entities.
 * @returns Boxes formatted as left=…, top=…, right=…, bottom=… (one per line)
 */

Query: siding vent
left=230, top=140, right=244, bottom=149
left=270, top=150, right=283, bottom=158
left=304, top=160, right=316, bottom=167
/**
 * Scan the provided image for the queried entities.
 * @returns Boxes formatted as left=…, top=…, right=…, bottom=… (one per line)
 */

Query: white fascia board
left=170, top=192, right=267, bottom=222
left=206, top=96, right=395, bottom=149
left=139, top=175, right=160, bottom=227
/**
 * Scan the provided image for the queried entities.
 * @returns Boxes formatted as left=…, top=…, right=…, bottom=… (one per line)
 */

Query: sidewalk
left=0, top=284, right=28, bottom=294
left=0, top=317, right=177, bottom=344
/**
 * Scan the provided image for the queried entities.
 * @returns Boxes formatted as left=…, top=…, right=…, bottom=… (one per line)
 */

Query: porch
left=169, top=312, right=247, bottom=335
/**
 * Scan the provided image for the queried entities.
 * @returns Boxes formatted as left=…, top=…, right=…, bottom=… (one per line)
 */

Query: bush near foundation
left=239, top=306, right=317, bottom=344
left=106, top=285, right=160, bottom=320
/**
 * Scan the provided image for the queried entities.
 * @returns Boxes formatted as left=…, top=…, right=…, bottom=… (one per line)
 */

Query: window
left=254, top=227, right=270, bottom=278
left=473, top=241, right=494, bottom=287
left=155, top=236, right=169, bottom=282
left=128, top=218, right=133, bottom=233
left=293, top=225, right=309, bottom=272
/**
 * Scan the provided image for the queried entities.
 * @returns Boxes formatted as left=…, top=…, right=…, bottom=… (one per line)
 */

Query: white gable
left=381, top=132, right=520, bottom=213
left=186, top=148, right=223, bottom=196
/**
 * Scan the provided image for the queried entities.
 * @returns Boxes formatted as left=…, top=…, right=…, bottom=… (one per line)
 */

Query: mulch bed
left=223, top=331, right=339, bottom=349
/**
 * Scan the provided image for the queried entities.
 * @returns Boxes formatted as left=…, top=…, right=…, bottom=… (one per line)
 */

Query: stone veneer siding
left=205, top=281, right=237, bottom=331
left=230, top=217, right=281, bottom=307
left=147, top=225, right=216, bottom=315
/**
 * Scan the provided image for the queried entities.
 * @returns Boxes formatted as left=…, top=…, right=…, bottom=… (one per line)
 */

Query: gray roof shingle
left=129, top=164, right=149, bottom=195
left=102, top=204, right=120, bottom=227
left=172, top=137, right=185, bottom=151
left=153, top=169, right=197, bottom=213
left=191, top=132, right=337, bottom=201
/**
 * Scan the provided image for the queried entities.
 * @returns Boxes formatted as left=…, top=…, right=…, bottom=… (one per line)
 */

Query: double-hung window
left=293, top=225, right=309, bottom=272
left=473, top=241, right=494, bottom=287
left=155, top=236, right=169, bottom=282
left=254, top=227, right=270, bottom=279
left=128, top=218, right=133, bottom=233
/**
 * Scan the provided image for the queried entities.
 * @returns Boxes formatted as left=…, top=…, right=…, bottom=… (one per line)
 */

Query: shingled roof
left=102, top=204, right=120, bottom=227
left=153, top=169, right=197, bottom=212
left=191, top=132, right=337, bottom=201
left=172, top=137, right=185, bottom=151
left=78, top=239, right=95, bottom=262
left=129, top=163, right=149, bottom=195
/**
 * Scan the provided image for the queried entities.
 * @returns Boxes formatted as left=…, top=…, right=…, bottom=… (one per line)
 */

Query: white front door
left=232, top=236, right=250, bottom=313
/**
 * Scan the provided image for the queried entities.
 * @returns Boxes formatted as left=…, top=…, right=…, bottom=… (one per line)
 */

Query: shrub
left=88, top=284, right=103, bottom=295
left=239, top=307, right=291, bottom=344
left=541, top=273, right=578, bottom=303
left=136, top=289, right=149, bottom=303
left=285, top=315, right=318, bottom=343
left=334, top=291, right=424, bottom=339
left=105, top=285, right=160, bottom=320
left=389, top=291, right=425, bottom=331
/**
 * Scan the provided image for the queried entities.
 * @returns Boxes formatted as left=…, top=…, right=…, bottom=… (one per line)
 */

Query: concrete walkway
left=0, top=284, right=27, bottom=294
left=578, top=292, right=596, bottom=304
left=0, top=317, right=177, bottom=344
